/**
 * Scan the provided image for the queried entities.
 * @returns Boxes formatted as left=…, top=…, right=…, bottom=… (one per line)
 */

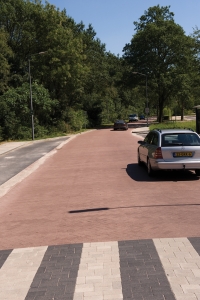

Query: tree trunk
left=158, top=96, right=164, bottom=123
left=181, top=103, right=184, bottom=121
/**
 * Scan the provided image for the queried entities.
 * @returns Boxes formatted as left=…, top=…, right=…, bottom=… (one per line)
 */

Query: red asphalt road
left=0, top=128, right=200, bottom=250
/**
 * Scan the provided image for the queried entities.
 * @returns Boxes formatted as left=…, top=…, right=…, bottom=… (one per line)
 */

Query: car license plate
left=173, top=152, right=193, bottom=157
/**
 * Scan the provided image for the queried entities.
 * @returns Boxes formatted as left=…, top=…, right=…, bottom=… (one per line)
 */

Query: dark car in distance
left=113, top=120, right=128, bottom=130
left=139, top=115, right=145, bottom=120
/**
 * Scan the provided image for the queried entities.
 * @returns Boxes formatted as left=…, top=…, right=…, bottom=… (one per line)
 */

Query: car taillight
left=154, top=147, right=163, bottom=159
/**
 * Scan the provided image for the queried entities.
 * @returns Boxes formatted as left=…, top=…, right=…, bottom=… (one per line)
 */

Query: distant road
left=170, top=115, right=195, bottom=121
left=136, top=115, right=196, bottom=122
left=184, top=115, right=196, bottom=121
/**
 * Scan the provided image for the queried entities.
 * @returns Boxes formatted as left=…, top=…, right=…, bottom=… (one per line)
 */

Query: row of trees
left=0, top=1, right=200, bottom=140
left=123, top=6, right=200, bottom=122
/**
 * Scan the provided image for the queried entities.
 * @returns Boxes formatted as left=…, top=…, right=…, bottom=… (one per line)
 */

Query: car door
left=148, top=132, right=159, bottom=163
left=139, top=132, right=154, bottom=163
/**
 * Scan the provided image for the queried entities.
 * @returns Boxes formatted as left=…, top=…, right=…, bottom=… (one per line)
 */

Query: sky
left=42, top=0, right=200, bottom=56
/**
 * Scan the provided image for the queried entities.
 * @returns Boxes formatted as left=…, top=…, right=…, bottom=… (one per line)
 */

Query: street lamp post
left=132, top=72, right=149, bottom=126
left=28, top=51, right=47, bottom=140
left=28, top=58, right=34, bottom=140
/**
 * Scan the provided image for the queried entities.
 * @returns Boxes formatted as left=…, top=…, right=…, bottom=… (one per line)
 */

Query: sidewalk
left=131, top=126, right=149, bottom=137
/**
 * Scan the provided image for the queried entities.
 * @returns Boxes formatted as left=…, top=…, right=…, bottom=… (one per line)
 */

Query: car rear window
left=161, top=133, right=200, bottom=147
left=115, top=120, right=124, bottom=123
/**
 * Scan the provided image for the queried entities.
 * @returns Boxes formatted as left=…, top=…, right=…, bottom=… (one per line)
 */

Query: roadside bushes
left=67, top=108, right=88, bottom=131
left=0, top=83, right=57, bottom=140
left=0, top=81, right=90, bottom=140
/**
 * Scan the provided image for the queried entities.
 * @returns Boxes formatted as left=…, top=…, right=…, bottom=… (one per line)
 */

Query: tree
left=0, top=29, right=13, bottom=94
left=190, top=27, right=200, bottom=107
left=123, top=5, right=197, bottom=122
left=79, top=24, right=111, bottom=125
left=0, top=83, right=56, bottom=139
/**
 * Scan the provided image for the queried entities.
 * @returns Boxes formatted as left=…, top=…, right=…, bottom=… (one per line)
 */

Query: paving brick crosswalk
left=1, top=238, right=200, bottom=300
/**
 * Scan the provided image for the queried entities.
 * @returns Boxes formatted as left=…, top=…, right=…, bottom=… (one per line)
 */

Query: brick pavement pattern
left=1, top=129, right=200, bottom=250
left=1, top=128, right=200, bottom=299
left=25, top=243, right=82, bottom=300
left=118, top=239, right=176, bottom=300
left=0, top=238, right=200, bottom=299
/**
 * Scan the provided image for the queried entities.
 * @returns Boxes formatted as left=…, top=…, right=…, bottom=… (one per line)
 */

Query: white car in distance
left=129, top=114, right=138, bottom=122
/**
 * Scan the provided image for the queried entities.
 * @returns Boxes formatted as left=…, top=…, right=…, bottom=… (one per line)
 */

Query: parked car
left=139, top=115, right=145, bottom=120
left=113, top=120, right=128, bottom=130
left=137, top=128, right=200, bottom=176
left=128, top=114, right=138, bottom=122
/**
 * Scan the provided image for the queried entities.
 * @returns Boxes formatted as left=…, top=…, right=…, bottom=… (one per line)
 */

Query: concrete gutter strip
left=131, top=126, right=149, bottom=138
left=0, top=148, right=57, bottom=199
left=0, top=130, right=96, bottom=155
left=0, top=131, right=95, bottom=199
left=131, top=126, right=149, bottom=133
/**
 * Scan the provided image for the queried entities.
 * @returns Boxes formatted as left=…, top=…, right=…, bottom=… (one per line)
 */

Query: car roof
left=152, top=128, right=195, bottom=134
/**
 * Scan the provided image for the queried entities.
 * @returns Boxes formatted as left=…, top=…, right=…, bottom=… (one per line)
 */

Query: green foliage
left=0, top=82, right=56, bottom=139
left=0, top=29, right=13, bottom=94
left=67, top=108, right=88, bottom=131
left=0, top=1, right=199, bottom=140
left=123, top=5, right=197, bottom=123
left=163, top=107, right=172, bottom=118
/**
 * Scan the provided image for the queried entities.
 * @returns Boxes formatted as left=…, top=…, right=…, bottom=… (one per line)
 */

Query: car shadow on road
left=126, top=163, right=199, bottom=182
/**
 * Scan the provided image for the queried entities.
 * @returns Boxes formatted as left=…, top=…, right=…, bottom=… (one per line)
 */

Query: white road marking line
left=154, top=237, right=200, bottom=300
left=73, top=241, right=123, bottom=300
left=0, top=246, right=47, bottom=300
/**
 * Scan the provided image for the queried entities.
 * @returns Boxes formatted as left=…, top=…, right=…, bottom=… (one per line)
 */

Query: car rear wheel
left=147, top=159, right=154, bottom=177
left=195, top=169, right=200, bottom=176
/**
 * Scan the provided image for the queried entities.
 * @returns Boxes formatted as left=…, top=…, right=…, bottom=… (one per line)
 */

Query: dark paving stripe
left=0, top=249, right=12, bottom=269
left=25, top=243, right=83, bottom=300
left=188, top=237, right=200, bottom=255
left=118, top=239, right=176, bottom=300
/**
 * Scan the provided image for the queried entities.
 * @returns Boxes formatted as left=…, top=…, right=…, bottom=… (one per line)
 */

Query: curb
left=0, top=130, right=95, bottom=200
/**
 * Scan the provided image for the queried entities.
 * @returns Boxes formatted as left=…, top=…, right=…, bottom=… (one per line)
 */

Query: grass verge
left=149, top=120, right=196, bottom=131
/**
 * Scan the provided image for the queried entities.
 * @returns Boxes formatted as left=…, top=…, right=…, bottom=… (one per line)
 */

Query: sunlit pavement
left=0, top=126, right=200, bottom=300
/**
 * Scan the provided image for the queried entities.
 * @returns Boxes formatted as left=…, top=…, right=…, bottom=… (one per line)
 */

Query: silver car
left=137, top=128, right=200, bottom=176
left=129, top=114, right=138, bottom=122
